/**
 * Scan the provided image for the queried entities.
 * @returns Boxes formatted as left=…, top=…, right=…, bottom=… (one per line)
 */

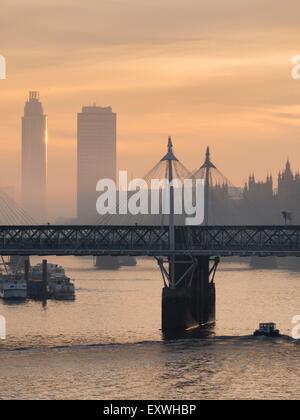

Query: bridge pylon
left=157, top=140, right=219, bottom=334
left=159, top=255, right=219, bottom=334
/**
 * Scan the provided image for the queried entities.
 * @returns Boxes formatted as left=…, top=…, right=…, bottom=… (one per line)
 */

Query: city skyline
left=1, top=1, right=300, bottom=403
left=3, top=90, right=300, bottom=222
left=1, top=1, right=300, bottom=220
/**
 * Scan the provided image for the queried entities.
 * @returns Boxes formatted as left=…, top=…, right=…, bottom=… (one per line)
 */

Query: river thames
left=0, top=257, right=300, bottom=400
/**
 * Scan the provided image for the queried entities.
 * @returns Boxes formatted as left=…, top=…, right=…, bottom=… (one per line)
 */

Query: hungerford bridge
left=2, top=139, right=300, bottom=333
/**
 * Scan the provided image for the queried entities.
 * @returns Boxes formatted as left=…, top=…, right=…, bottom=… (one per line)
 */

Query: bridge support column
left=160, top=256, right=218, bottom=334
left=42, top=259, right=48, bottom=301
left=24, top=258, right=30, bottom=285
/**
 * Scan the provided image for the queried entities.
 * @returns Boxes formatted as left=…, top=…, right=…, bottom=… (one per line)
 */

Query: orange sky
left=0, top=0, right=300, bottom=219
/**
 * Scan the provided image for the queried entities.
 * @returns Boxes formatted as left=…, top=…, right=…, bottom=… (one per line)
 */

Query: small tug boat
left=254, top=323, right=280, bottom=337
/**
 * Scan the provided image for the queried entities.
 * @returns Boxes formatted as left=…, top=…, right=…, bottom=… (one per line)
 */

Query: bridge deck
left=0, top=225, right=300, bottom=257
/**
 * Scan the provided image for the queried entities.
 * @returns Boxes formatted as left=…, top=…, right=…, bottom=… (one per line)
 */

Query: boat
left=253, top=323, right=280, bottom=337
left=30, top=263, right=75, bottom=301
left=0, top=273, right=27, bottom=300
left=31, top=263, right=65, bottom=280
left=47, top=274, right=75, bottom=301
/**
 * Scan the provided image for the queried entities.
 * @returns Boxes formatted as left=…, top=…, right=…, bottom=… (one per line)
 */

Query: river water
left=0, top=257, right=300, bottom=400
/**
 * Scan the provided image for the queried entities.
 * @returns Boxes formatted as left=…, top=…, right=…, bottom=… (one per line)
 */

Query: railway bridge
left=1, top=223, right=299, bottom=333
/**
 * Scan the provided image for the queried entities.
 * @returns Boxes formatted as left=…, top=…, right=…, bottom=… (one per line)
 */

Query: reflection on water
left=0, top=336, right=299, bottom=400
left=0, top=257, right=300, bottom=399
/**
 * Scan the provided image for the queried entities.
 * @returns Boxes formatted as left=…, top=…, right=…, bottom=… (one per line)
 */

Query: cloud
left=1, top=0, right=300, bottom=49
left=1, top=0, right=300, bottom=218
left=269, top=111, right=300, bottom=121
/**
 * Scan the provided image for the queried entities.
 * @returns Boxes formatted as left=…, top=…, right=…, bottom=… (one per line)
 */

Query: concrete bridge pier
left=161, top=256, right=218, bottom=334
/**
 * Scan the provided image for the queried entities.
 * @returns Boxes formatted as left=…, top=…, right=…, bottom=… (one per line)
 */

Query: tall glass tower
left=21, top=92, right=47, bottom=221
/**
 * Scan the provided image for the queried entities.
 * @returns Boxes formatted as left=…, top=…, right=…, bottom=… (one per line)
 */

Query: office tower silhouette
left=77, top=105, right=116, bottom=222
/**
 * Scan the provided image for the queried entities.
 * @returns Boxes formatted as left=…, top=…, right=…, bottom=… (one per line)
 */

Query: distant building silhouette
left=200, top=151, right=300, bottom=225
left=244, top=174, right=273, bottom=202
left=238, top=160, right=300, bottom=224
left=278, top=160, right=300, bottom=203
left=77, top=105, right=116, bottom=222
left=21, top=92, right=47, bottom=221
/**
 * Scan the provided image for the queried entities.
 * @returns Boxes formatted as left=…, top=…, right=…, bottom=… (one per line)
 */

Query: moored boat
left=30, top=263, right=75, bottom=301
left=0, top=273, right=27, bottom=300
left=47, top=274, right=75, bottom=301
left=31, top=263, right=65, bottom=280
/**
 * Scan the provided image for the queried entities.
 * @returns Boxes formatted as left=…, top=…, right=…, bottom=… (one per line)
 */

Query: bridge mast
left=201, top=147, right=216, bottom=225
left=160, top=137, right=177, bottom=288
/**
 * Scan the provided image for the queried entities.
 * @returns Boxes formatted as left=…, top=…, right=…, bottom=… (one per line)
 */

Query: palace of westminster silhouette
left=210, top=159, right=300, bottom=225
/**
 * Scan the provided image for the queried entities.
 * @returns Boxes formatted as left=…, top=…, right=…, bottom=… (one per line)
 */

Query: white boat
left=48, top=274, right=75, bottom=301
left=0, top=274, right=27, bottom=300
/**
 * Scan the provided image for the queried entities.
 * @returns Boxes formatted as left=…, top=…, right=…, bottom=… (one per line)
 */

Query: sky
left=0, top=0, right=300, bottom=219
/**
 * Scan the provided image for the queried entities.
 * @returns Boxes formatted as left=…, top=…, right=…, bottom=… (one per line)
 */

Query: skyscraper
left=21, top=92, right=47, bottom=221
left=77, top=105, right=116, bottom=222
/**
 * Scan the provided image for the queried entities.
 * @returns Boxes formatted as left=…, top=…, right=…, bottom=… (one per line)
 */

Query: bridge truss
left=0, top=225, right=299, bottom=257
